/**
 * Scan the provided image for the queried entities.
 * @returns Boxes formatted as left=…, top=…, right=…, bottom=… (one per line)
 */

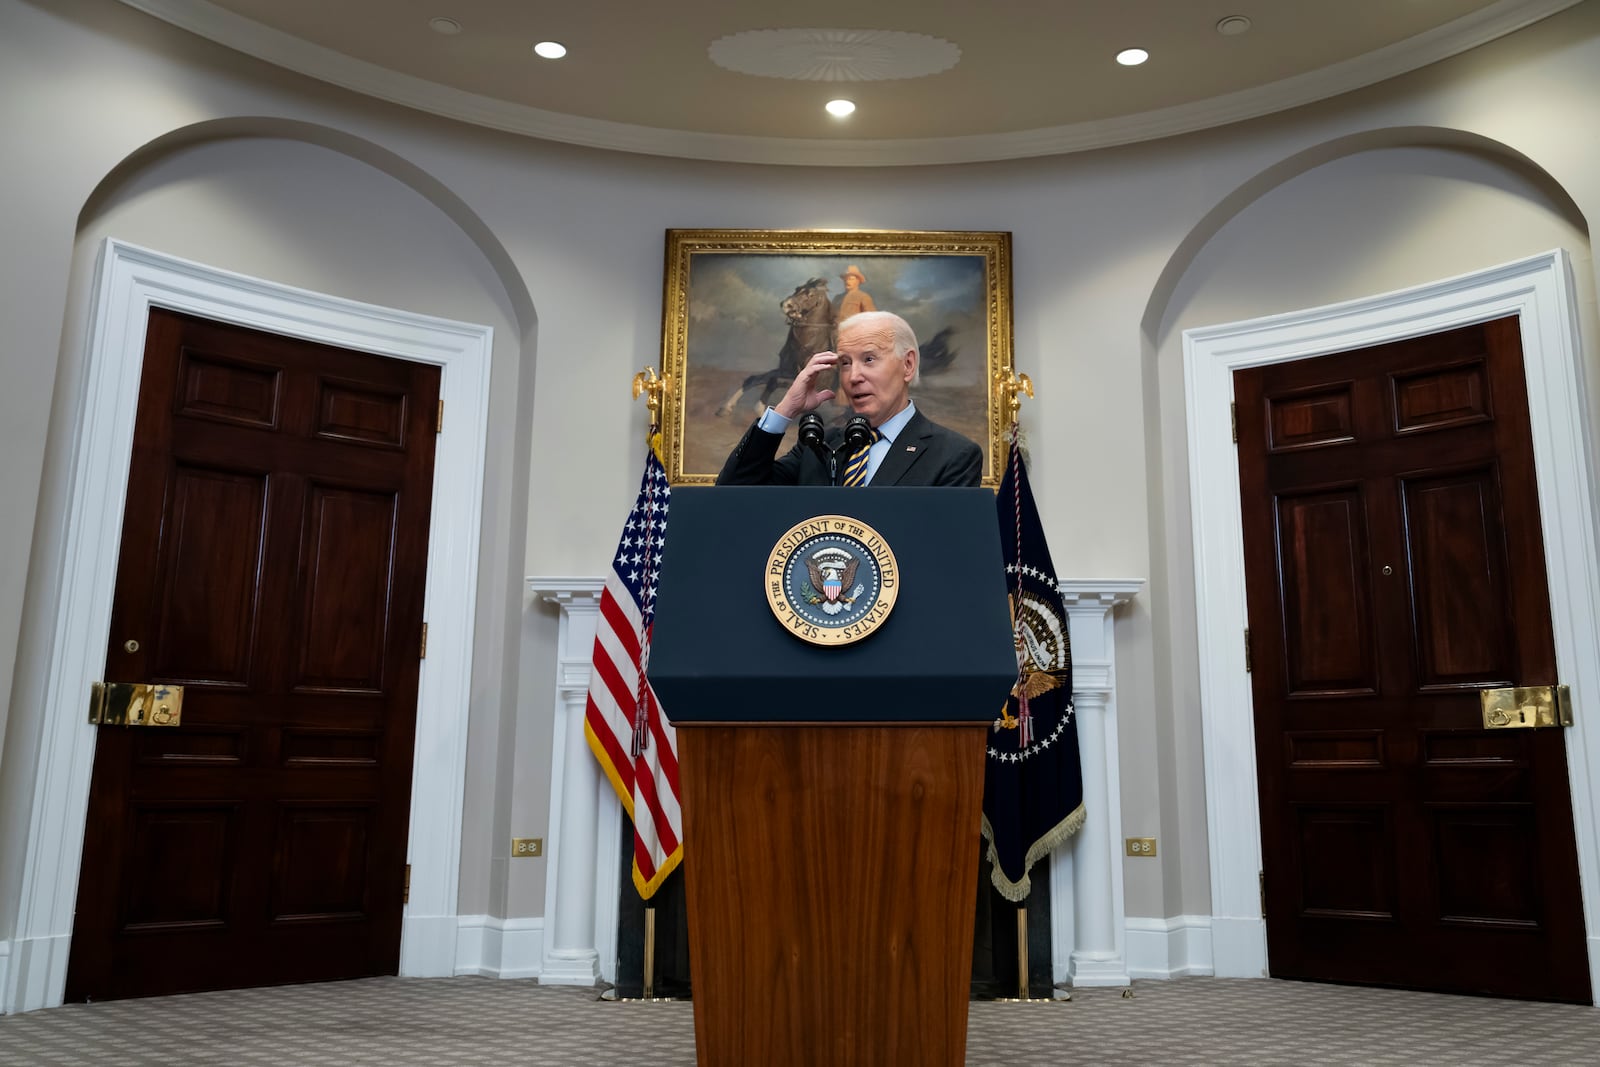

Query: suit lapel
left=872, top=409, right=932, bottom=486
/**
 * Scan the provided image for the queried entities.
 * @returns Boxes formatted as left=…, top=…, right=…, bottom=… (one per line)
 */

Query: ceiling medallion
left=708, top=28, right=960, bottom=82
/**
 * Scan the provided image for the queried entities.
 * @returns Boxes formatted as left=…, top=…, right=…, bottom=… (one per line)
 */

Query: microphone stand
left=840, top=416, right=873, bottom=487
left=801, top=412, right=873, bottom=486
left=797, top=413, right=840, bottom=485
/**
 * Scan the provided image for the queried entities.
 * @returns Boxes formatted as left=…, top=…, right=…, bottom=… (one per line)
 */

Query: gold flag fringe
left=979, top=801, right=1088, bottom=903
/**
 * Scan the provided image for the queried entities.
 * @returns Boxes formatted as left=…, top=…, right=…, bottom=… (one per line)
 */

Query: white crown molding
left=116, top=0, right=1582, bottom=167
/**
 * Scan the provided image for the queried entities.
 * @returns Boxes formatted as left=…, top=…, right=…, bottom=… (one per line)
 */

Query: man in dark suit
left=717, top=311, right=983, bottom=487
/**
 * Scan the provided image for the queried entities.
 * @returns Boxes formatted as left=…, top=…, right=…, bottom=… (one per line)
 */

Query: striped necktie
left=841, top=428, right=881, bottom=486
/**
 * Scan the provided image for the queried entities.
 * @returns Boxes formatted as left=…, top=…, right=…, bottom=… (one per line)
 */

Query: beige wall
left=2, top=0, right=1597, bottom=936
left=1146, top=145, right=1596, bottom=913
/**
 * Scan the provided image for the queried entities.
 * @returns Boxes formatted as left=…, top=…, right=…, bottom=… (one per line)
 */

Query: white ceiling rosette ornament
left=708, top=28, right=961, bottom=81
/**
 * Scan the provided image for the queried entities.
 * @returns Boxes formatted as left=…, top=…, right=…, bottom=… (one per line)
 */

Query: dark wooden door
left=65, top=308, right=441, bottom=1001
left=1236, top=315, right=1590, bottom=1003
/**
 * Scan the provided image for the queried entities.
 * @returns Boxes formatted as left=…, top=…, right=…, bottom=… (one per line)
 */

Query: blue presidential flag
left=982, top=439, right=1086, bottom=900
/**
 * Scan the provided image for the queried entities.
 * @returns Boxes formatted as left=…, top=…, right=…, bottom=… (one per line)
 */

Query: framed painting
left=658, top=229, right=1014, bottom=487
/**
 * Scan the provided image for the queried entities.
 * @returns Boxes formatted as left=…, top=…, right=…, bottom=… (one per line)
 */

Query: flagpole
left=643, top=905, right=657, bottom=1000
left=999, top=365, right=1034, bottom=1007
left=1015, top=904, right=1030, bottom=1000
left=602, top=367, right=686, bottom=1005
left=989, top=367, right=1070, bottom=1006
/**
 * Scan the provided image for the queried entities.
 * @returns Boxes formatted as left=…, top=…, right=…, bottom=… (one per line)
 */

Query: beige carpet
left=3, top=974, right=1599, bottom=1065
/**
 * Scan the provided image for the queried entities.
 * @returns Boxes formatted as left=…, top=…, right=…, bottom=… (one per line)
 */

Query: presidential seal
left=765, top=514, right=899, bottom=645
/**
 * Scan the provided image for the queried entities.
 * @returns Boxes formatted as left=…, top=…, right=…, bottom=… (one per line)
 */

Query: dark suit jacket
left=716, top=408, right=983, bottom=487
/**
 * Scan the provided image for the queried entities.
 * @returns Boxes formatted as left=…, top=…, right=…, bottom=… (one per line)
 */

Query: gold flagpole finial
left=995, top=367, right=1034, bottom=429
left=632, top=367, right=670, bottom=431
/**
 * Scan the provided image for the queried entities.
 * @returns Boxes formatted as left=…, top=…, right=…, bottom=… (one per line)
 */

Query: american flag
left=582, top=446, right=682, bottom=899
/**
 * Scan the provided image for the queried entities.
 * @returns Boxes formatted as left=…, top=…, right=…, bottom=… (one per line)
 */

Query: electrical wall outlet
left=512, top=837, right=543, bottom=858
left=1125, top=837, right=1157, bottom=857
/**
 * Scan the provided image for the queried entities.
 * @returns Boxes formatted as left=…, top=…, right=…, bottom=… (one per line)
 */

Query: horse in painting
left=716, top=278, right=836, bottom=417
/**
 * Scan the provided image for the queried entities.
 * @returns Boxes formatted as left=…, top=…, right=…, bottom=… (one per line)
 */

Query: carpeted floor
left=2, top=974, right=1599, bottom=1065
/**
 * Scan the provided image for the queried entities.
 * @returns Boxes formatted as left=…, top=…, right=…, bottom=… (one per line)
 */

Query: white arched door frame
left=3, top=239, right=490, bottom=1012
left=1185, top=250, right=1600, bottom=1001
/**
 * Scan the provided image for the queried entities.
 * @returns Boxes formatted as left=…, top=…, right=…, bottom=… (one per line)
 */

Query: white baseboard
left=1209, top=916, right=1270, bottom=978
left=454, top=915, right=545, bottom=979
left=400, top=914, right=460, bottom=978
left=1126, top=915, right=1214, bottom=979
left=0, top=933, right=71, bottom=1015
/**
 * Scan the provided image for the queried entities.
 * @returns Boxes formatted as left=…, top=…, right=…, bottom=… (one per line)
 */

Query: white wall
left=1147, top=144, right=1597, bottom=913
left=2, top=0, right=1598, bottom=951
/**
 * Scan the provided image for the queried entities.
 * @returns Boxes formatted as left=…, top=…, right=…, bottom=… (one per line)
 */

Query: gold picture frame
left=659, top=229, right=1014, bottom=487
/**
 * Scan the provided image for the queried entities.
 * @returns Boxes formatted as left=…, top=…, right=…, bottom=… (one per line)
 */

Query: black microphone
left=797, top=412, right=826, bottom=453
left=843, top=415, right=873, bottom=454
left=799, top=412, right=838, bottom=483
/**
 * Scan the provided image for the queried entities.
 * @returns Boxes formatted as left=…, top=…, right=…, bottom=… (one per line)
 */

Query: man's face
left=844, top=274, right=861, bottom=289
left=836, top=322, right=915, bottom=426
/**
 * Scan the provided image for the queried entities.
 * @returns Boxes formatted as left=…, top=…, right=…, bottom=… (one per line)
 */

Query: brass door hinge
left=1244, top=628, right=1252, bottom=673
left=420, top=622, right=428, bottom=659
left=436, top=399, right=444, bottom=433
left=404, top=863, right=411, bottom=904
left=1259, top=870, right=1265, bottom=917
left=1231, top=401, right=1237, bottom=444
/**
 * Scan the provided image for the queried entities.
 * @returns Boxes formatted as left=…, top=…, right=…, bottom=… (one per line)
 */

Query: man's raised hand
left=773, top=350, right=839, bottom=420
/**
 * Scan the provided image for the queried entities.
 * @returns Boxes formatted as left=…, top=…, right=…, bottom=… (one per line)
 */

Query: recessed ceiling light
left=533, top=41, right=568, bottom=59
left=825, top=99, right=856, bottom=117
left=428, top=17, right=461, bottom=36
left=1116, top=48, right=1149, bottom=66
left=1217, top=16, right=1252, bottom=36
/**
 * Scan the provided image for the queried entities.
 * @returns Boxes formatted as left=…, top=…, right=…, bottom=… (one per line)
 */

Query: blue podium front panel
left=650, top=487, right=1015, bottom=725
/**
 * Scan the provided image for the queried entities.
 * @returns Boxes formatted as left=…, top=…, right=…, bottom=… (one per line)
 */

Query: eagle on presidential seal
left=804, top=547, right=862, bottom=616
left=1000, top=590, right=1072, bottom=746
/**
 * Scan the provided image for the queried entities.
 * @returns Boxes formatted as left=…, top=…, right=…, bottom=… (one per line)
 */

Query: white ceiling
left=121, top=0, right=1582, bottom=166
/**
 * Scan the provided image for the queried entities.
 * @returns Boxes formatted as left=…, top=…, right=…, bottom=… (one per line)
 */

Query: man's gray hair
left=839, top=310, right=920, bottom=386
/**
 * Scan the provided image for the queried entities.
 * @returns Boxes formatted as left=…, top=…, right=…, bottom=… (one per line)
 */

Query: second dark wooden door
left=1236, top=315, right=1590, bottom=1003
left=65, top=308, right=441, bottom=1001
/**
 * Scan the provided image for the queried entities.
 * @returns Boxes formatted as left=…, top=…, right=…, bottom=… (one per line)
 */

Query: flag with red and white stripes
left=583, top=446, right=682, bottom=899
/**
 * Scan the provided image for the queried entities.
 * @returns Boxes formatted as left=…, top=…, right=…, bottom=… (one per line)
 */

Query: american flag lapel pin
left=906, top=445, right=917, bottom=452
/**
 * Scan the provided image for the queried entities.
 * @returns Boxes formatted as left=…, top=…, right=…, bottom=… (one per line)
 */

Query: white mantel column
left=1052, top=580, right=1142, bottom=987
left=527, top=578, right=622, bottom=986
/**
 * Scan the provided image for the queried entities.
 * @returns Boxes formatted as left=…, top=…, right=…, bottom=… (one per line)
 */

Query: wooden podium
left=651, top=488, right=1015, bottom=1067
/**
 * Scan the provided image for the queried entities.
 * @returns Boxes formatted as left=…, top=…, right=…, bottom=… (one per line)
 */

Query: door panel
left=1276, top=488, right=1377, bottom=695
left=66, top=308, right=440, bottom=1002
left=125, top=805, right=236, bottom=929
left=1236, top=315, right=1590, bottom=1003
left=152, top=464, right=267, bottom=686
left=1402, top=469, right=1512, bottom=687
left=294, top=484, right=398, bottom=692
left=1293, top=804, right=1395, bottom=919
left=272, top=804, right=373, bottom=920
